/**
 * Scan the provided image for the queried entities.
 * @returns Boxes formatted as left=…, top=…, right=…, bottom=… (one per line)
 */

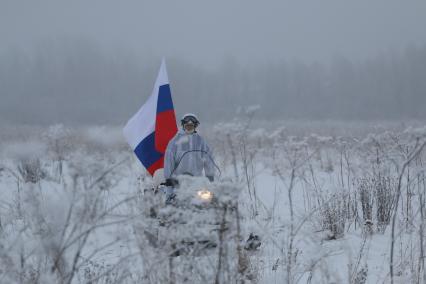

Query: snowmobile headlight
left=197, top=189, right=213, bottom=201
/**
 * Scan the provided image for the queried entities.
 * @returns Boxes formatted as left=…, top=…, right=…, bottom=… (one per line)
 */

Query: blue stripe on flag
left=156, top=84, right=174, bottom=113
left=134, top=132, right=163, bottom=169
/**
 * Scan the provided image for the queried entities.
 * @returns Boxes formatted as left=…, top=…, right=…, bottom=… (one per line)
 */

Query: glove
left=164, top=178, right=179, bottom=187
left=207, top=176, right=214, bottom=182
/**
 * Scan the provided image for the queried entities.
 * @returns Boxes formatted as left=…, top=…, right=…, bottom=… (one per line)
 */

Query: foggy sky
left=2, top=0, right=426, bottom=66
left=1, top=1, right=426, bottom=126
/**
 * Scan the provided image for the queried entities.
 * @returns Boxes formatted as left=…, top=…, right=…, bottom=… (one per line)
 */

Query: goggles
left=181, top=116, right=198, bottom=125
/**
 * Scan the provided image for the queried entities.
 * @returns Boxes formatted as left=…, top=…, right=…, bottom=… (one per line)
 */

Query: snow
left=0, top=122, right=426, bottom=283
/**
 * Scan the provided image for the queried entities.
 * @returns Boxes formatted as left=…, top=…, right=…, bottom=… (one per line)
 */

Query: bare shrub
left=80, top=258, right=132, bottom=284
left=319, top=193, right=347, bottom=240
left=357, top=178, right=374, bottom=235
left=355, top=176, right=397, bottom=234
left=374, top=176, right=397, bottom=233
left=17, top=158, right=46, bottom=183
left=44, top=124, right=74, bottom=181
left=352, top=265, right=368, bottom=284
left=0, top=155, right=134, bottom=284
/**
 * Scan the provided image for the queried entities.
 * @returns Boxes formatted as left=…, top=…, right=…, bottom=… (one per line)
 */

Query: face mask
left=184, top=123, right=195, bottom=134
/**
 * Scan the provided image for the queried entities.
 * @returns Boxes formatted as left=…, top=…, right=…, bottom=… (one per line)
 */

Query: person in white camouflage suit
left=163, top=114, right=215, bottom=202
left=164, top=113, right=215, bottom=182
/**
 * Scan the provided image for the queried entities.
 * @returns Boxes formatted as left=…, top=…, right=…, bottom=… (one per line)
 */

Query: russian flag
left=123, top=59, right=178, bottom=176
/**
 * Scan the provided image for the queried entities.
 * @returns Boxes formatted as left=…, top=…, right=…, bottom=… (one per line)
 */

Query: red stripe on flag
left=147, top=157, right=164, bottom=176
left=155, top=110, right=178, bottom=153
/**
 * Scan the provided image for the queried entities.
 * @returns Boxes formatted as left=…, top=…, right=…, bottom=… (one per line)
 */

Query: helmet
left=181, top=113, right=200, bottom=128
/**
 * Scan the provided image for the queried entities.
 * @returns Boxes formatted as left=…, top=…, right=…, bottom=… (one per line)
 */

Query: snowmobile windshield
left=170, top=150, right=221, bottom=178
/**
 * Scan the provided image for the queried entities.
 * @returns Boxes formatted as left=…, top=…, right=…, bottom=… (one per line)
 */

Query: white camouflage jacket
left=164, top=130, right=215, bottom=179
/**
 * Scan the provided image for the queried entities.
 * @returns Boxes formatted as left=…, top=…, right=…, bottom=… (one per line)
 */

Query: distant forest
left=1, top=39, right=425, bottom=125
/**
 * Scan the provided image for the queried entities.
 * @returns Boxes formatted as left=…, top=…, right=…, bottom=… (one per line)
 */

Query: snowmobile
left=140, top=148, right=261, bottom=257
left=142, top=175, right=243, bottom=257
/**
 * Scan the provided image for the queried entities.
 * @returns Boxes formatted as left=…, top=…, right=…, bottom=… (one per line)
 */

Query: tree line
left=0, top=39, right=425, bottom=125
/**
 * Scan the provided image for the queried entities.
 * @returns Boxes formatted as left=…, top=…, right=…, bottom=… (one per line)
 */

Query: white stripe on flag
left=123, top=59, right=169, bottom=149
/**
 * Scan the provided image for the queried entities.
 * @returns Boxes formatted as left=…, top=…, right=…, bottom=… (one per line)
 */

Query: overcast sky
left=1, top=0, right=426, bottom=66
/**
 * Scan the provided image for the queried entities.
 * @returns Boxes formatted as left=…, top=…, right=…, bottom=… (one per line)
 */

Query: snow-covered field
left=1, top=120, right=426, bottom=284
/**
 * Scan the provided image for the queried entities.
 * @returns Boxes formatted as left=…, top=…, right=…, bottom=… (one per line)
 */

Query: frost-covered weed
left=356, top=176, right=397, bottom=234
left=17, top=158, right=46, bottom=183
left=1, top=124, right=426, bottom=283
left=319, top=193, right=347, bottom=240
